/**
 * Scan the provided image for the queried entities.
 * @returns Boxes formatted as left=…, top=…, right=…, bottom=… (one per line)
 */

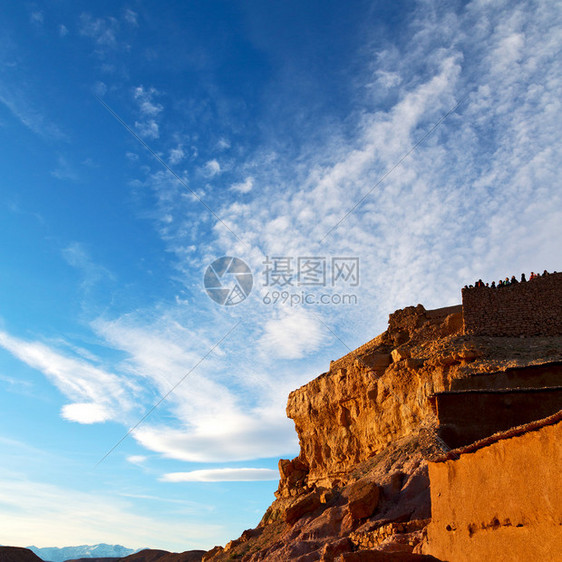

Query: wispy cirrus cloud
left=92, top=313, right=300, bottom=462
left=208, top=0, right=562, bottom=319
left=29, top=11, right=44, bottom=27
left=230, top=176, right=254, bottom=194
left=0, top=88, right=67, bottom=140
left=169, top=145, right=185, bottom=165
left=133, top=85, right=163, bottom=139
left=123, top=9, right=139, bottom=27
left=161, top=468, right=278, bottom=482
left=62, top=242, right=114, bottom=291
left=130, top=0, right=562, bottom=380
left=0, top=331, right=136, bottom=424
left=51, top=155, right=79, bottom=181
left=203, top=158, right=221, bottom=177
left=79, top=13, right=120, bottom=48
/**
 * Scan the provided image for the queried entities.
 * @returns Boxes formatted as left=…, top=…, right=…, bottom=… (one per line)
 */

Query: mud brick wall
left=462, top=272, right=562, bottom=336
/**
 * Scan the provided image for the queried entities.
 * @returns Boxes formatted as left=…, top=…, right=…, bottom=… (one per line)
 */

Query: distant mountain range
left=27, top=544, right=137, bottom=562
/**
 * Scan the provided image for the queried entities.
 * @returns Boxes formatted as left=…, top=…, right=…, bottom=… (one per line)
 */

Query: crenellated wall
left=462, top=272, right=562, bottom=337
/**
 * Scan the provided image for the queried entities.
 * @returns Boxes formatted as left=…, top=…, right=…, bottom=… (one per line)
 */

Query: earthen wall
left=424, top=414, right=562, bottom=561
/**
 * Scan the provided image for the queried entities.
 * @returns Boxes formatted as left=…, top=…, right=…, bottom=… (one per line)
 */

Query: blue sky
left=0, top=0, right=561, bottom=552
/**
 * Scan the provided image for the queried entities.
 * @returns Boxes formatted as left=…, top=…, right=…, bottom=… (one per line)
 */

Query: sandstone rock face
left=285, top=490, right=323, bottom=524
left=283, top=304, right=476, bottom=490
left=345, top=479, right=380, bottom=520
left=359, top=352, right=392, bottom=371
left=391, top=347, right=411, bottom=362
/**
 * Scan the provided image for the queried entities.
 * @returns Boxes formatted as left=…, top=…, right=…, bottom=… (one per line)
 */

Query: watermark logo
left=262, top=256, right=359, bottom=287
left=204, top=256, right=253, bottom=306
left=262, top=256, right=359, bottom=306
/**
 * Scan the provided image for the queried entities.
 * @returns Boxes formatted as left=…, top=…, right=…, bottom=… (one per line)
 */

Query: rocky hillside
left=0, top=548, right=45, bottom=562
left=201, top=301, right=562, bottom=561
left=0, top=549, right=205, bottom=562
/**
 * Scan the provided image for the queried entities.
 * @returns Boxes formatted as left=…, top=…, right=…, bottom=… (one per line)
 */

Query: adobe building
left=423, top=271, right=562, bottom=560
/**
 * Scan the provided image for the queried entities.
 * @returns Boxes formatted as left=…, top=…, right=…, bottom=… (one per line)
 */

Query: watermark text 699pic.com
left=262, top=290, right=358, bottom=307
left=203, top=255, right=360, bottom=306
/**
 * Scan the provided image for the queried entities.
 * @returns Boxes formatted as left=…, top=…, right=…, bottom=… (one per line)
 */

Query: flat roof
left=430, top=409, right=562, bottom=463
left=432, top=385, right=562, bottom=397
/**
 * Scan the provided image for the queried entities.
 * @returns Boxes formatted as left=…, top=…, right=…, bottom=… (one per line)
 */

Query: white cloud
left=0, top=88, right=66, bottom=140
left=206, top=0, right=562, bottom=322
left=123, top=9, right=138, bottom=26
left=61, top=402, right=112, bottom=424
left=127, top=455, right=148, bottom=465
left=132, top=413, right=297, bottom=463
left=133, top=86, right=163, bottom=139
left=0, top=331, right=135, bottom=424
left=93, top=81, right=107, bottom=96
left=51, top=155, right=79, bottom=182
left=216, top=138, right=231, bottom=150
left=92, top=314, right=300, bottom=462
left=204, top=159, right=221, bottom=177
left=30, top=11, right=44, bottom=26
left=135, top=118, right=159, bottom=139
left=58, top=24, right=68, bottom=37
left=374, top=70, right=402, bottom=90
left=62, top=242, right=114, bottom=290
left=161, top=468, right=278, bottom=482
left=230, top=176, right=254, bottom=194
left=258, top=309, right=325, bottom=359
left=169, top=145, right=185, bottom=165
left=79, top=13, right=119, bottom=48
left=134, top=86, right=163, bottom=116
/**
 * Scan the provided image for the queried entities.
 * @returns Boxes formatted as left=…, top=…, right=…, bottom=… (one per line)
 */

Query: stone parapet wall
left=462, top=272, right=562, bottom=336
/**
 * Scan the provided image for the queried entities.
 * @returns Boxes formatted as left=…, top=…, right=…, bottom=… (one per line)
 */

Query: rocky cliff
left=202, top=294, right=562, bottom=561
